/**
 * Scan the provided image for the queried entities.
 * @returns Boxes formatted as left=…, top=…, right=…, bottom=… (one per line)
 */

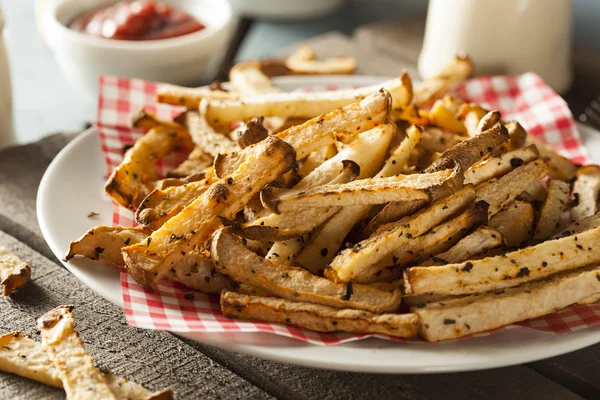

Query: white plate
left=38, top=76, right=600, bottom=373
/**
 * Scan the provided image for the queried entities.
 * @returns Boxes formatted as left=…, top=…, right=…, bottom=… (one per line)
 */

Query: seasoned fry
left=205, top=76, right=410, bottom=126
left=392, top=104, right=430, bottom=125
left=266, top=236, right=306, bottom=265
left=295, top=124, right=395, bottom=188
left=377, top=125, right=422, bottom=177
left=65, top=226, right=231, bottom=292
left=181, top=108, right=238, bottom=157
left=464, top=145, right=539, bottom=186
left=122, top=136, right=296, bottom=287
left=167, top=147, right=213, bottom=178
left=221, top=291, right=418, bottom=338
left=415, top=265, right=600, bottom=341
left=234, top=207, right=341, bottom=243
left=328, top=186, right=476, bottom=283
left=419, top=226, right=504, bottom=266
left=457, top=103, right=489, bottom=136
left=105, top=127, right=194, bottom=209
left=504, top=120, right=528, bottom=150
left=527, top=136, right=578, bottom=181
left=157, top=172, right=205, bottom=190
left=136, top=177, right=216, bottom=230
left=551, top=212, right=600, bottom=239
left=0, top=331, right=172, bottom=400
left=156, top=83, right=236, bottom=108
left=261, top=169, right=459, bottom=213
left=298, top=144, right=337, bottom=178
left=229, top=62, right=280, bottom=95
left=353, top=201, right=489, bottom=284
left=429, top=99, right=466, bottom=134
left=166, top=250, right=233, bottom=294
left=0, top=331, right=62, bottom=388
left=232, top=117, right=269, bottom=148
left=578, top=292, right=600, bottom=305
left=413, top=55, right=474, bottom=107
left=571, top=165, right=600, bottom=222
left=228, top=62, right=288, bottom=133
left=295, top=205, right=369, bottom=274
left=488, top=201, right=535, bottom=247
left=534, top=180, right=570, bottom=240
left=440, top=95, right=463, bottom=114
left=66, top=226, right=149, bottom=265
left=130, top=109, right=187, bottom=136
left=404, top=226, right=600, bottom=296
left=476, top=160, right=549, bottom=216
left=0, top=247, right=31, bottom=296
left=37, top=306, right=116, bottom=400
left=248, top=207, right=340, bottom=238
left=418, top=126, right=463, bottom=153
left=212, top=229, right=402, bottom=313
left=425, top=120, right=508, bottom=173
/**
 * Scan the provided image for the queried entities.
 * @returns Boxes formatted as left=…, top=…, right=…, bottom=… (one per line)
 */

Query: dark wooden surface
left=1, top=17, right=600, bottom=400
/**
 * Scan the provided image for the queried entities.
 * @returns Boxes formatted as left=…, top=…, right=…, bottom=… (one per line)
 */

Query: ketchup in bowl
left=69, top=0, right=206, bottom=41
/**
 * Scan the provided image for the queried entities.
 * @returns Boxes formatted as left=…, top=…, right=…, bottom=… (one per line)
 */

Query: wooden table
left=1, top=15, right=600, bottom=400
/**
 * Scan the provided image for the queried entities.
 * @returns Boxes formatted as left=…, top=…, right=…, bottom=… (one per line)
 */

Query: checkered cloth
left=97, top=73, right=599, bottom=345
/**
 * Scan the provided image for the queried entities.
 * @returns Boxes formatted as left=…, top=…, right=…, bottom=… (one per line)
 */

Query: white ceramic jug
left=418, top=0, right=572, bottom=93
left=0, top=6, right=14, bottom=148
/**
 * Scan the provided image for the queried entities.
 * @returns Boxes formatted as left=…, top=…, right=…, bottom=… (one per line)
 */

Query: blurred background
left=1, top=0, right=599, bottom=146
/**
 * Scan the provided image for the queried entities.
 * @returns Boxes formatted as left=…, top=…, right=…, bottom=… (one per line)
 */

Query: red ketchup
left=69, top=1, right=206, bottom=41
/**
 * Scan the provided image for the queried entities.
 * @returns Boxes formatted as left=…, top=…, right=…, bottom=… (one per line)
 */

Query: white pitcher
left=0, top=6, right=14, bottom=148
left=418, top=0, right=572, bottom=93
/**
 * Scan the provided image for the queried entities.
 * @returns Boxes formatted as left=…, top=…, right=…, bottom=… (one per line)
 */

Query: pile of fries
left=68, top=47, right=600, bottom=342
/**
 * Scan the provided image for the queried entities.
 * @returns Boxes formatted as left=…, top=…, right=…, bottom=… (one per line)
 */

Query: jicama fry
left=464, top=145, right=539, bottom=186
left=376, top=125, right=422, bottom=178
left=136, top=176, right=216, bottom=230
left=205, top=75, right=411, bottom=126
left=534, top=179, right=570, bottom=240
left=488, top=201, right=535, bottom=247
left=0, top=247, right=31, bottom=296
left=261, top=170, right=452, bottom=213
left=571, top=165, right=600, bottom=222
left=419, top=226, right=504, bottom=266
left=405, top=226, right=600, bottom=296
left=105, top=127, right=193, bottom=209
left=415, top=265, right=600, bottom=341
left=476, top=160, right=549, bottom=216
left=167, top=147, right=213, bottom=178
left=221, top=291, right=418, bottom=338
left=37, top=306, right=116, bottom=400
left=156, top=83, right=235, bottom=108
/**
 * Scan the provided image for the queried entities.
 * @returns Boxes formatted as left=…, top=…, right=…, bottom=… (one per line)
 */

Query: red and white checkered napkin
left=97, top=73, right=599, bottom=345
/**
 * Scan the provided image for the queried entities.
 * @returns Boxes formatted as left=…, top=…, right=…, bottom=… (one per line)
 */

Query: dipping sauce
left=69, top=0, right=206, bottom=41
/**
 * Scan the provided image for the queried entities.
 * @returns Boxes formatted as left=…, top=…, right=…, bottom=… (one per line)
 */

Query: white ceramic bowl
left=228, top=0, right=345, bottom=20
left=42, top=0, right=234, bottom=96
